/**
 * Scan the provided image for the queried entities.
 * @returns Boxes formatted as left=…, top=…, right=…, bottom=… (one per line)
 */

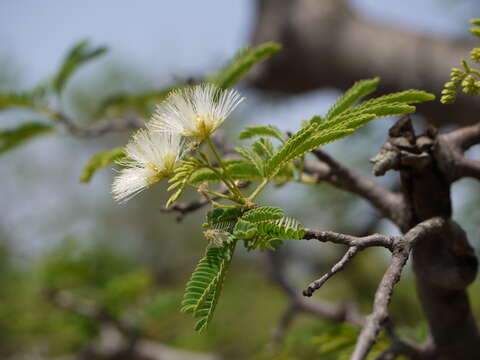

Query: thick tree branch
left=454, top=156, right=480, bottom=181
left=305, top=149, right=406, bottom=228
left=435, top=123, right=480, bottom=182
left=161, top=195, right=213, bottom=222
left=442, top=123, right=480, bottom=152
left=267, top=250, right=364, bottom=331
left=302, top=218, right=444, bottom=359
left=350, top=217, right=445, bottom=360
left=351, top=247, right=410, bottom=360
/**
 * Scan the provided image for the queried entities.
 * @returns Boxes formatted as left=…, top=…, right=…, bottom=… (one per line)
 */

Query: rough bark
left=248, top=0, right=478, bottom=126
left=371, top=118, right=480, bottom=359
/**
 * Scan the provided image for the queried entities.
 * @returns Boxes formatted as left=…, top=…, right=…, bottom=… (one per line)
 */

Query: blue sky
left=0, top=0, right=473, bottom=88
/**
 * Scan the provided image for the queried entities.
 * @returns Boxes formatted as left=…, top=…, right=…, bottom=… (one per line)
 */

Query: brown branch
left=350, top=246, right=410, bottom=360
left=442, top=123, right=480, bottom=152
left=436, top=124, right=480, bottom=182
left=267, top=250, right=364, bottom=332
left=161, top=196, right=212, bottom=222
left=349, top=217, right=445, bottom=360
left=54, top=112, right=144, bottom=137
left=454, top=157, right=480, bottom=180
left=303, top=229, right=394, bottom=250
left=303, top=246, right=360, bottom=297
left=300, top=218, right=445, bottom=359
left=305, top=149, right=406, bottom=228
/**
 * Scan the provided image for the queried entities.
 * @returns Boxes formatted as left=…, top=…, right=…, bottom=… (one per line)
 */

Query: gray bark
left=249, top=0, right=479, bottom=126
left=371, top=118, right=480, bottom=359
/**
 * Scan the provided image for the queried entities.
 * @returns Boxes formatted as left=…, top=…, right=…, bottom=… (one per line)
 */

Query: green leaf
left=166, top=157, right=202, bottom=207
left=225, top=160, right=263, bottom=181
left=205, top=208, right=244, bottom=232
left=358, top=89, right=435, bottom=107
left=235, top=146, right=266, bottom=177
left=190, top=159, right=293, bottom=184
left=240, top=213, right=304, bottom=251
left=325, top=104, right=415, bottom=131
left=233, top=219, right=258, bottom=240
left=166, top=188, right=184, bottom=208
left=470, top=27, right=480, bottom=38
left=265, top=127, right=353, bottom=178
left=326, top=78, right=380, bottom=120
left=252, top=138, right=275, bottom=157
left=256, top=216, right=305, bottom=240
left=239, top=125, right=287, bottom=143
left=211, top=42, right=282, bottom=89
left=54, top=40, right=108, bottom=93
left=0, top=122, right=53, bottom=154
left=181, top=243, right=236, bottom=332
left=80, top=147, right=125, bottom=183
left=241, top=206, right=284, bottom=223
left=189, top=160, right=263, bottom=184
left=0, top=93, right=41, bottom=111
left=470, top=18, right=480, bottom=26
left=189, top=168, right=222, bottom=184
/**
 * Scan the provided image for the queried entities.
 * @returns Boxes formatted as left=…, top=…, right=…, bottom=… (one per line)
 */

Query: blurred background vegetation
left=1, top=1, right=480, bottom=359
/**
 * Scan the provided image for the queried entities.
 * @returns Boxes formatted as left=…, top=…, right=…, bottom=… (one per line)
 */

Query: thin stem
left=210, top=200, right=238, bottom=209
left=205, top=137, right=245, bottom=201
left=248, top=178, right=269, bottom=201
left=202, top=164, right=245, bottom=204
left=203, top=189, right=238, bottom=201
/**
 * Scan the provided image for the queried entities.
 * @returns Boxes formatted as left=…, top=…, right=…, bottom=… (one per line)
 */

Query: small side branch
left=350, top=246, right=410, bottom=360
left=303, top=246, right=360, bottom=297
left=302, top=218, right=445, bottom=360
left=454, top=157, right=480, bottom=181
left=54, top=112, right=144, bottom=137
left=437, top=123, right=480, bottom=182
left=161, top=196, right=212, bottom=222
left=349, top=217, right=445, bottom=360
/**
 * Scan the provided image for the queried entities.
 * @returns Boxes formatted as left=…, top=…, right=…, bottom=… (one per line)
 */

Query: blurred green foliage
left=0, top=235, right=439, bottom=359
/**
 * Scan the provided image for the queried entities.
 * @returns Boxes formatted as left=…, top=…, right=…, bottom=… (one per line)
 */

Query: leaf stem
left=247, top=178, right=268, bottom=201
left=205, top=137, right=245, bottom=202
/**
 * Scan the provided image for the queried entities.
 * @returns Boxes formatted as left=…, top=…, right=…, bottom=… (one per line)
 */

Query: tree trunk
left=378, top=118, right=480, bottom=359
left=248, top=0, right=479, bottom=127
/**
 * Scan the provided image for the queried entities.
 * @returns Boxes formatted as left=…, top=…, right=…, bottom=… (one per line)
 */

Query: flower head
left=112, top=129, right=187, bottom=203
left=203, top=229, right=229, bottom=248
left=150, top=84, right=244, bottom=140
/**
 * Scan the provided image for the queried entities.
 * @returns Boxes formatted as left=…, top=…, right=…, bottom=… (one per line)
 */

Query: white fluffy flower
left=112, top=129, right=187, bottom=203
left=150, top=84, right=244, bottom=140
